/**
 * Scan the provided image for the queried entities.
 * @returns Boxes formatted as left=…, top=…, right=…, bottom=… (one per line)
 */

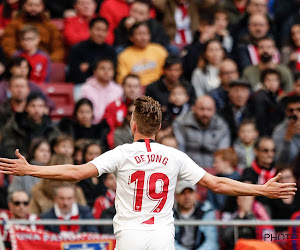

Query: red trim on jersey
left=142, top=217, right=154, bottom=225
left=145, top=139, right=151, bottom=152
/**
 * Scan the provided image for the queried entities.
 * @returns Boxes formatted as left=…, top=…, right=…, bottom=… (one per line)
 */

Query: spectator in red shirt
left=104, top=74, right=141, bottom=149
left=99, top=0, right=132, bottom=45
left=93, top=173, right=116, bottom=219
left=64, top=0, right=97, bottom=47
left=99, top=0, right=155, bottom=45
left=15, top=25, right=51, bottom=85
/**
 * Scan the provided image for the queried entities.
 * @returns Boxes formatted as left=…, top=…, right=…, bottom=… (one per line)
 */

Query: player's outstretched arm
left=0, top=149, right=99, bottom=182
left=198, top=172, right=297, bottom=199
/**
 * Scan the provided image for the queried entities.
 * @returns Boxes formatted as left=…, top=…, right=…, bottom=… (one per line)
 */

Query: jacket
left=173, top=201, right=219, bottom=250
left=2, top=12, right=64, bottom=62
left=173, top=111, right=230, bottom=167
left=1, top=112, right=60, bottom=158
left=40, top=204, right=98, bottom=234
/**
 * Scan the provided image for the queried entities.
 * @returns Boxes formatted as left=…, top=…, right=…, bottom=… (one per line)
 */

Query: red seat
left=40, top=83, right=74, bottom=122
left=50, top=62, right=66, bottom=82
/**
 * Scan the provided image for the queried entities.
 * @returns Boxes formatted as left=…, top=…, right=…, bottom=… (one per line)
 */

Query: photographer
left=273, top=95, right=300, bottom=164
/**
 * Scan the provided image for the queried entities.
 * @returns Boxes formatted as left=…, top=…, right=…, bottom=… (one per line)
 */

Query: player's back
left=91, top=139, right=205, bottom=234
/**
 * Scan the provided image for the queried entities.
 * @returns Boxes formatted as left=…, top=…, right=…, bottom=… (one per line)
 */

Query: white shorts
left=115, top=229, right=175, bottom=250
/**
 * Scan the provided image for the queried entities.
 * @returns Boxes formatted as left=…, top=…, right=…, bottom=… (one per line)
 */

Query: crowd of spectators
left=0, top=0, right=300, bottom=249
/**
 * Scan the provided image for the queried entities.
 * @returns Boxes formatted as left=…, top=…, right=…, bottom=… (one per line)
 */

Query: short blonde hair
left=133, top=96, right=162, bottom=136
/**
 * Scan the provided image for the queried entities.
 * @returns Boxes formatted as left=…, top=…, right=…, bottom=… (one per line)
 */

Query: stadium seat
left=50, top=62, right=66, bottom=82
left=40, top=83, right=75, bottom=122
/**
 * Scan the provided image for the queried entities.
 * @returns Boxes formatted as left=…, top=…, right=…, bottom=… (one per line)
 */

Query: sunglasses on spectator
left=259, top=148, right=276, bottom=153
left=12, top=201, right=29, bottom=206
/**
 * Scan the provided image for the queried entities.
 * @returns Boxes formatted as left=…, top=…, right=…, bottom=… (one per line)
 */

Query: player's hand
left=263, top=173, right=297, bottom=199
left=0, top=149, right=29, bottom=176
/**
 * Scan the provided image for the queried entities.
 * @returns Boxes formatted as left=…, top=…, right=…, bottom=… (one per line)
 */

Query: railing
left=1, top=219, right=300, bottom=250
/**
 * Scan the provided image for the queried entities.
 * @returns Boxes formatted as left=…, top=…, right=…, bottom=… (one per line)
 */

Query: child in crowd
left=53, top=135, right=74, bottom=158
left=233, top=119, right=258, bottom=169
left=214, top=8, right=233, bottom=54
left=251, top=68, right=285, bottom=136
left=163, top=84, right=190, bottom=121
left=15, top=25, right=51, bottom=84
left=81, top=58, right=123, bottom=124
left=207, top=148, right=240, bottom=210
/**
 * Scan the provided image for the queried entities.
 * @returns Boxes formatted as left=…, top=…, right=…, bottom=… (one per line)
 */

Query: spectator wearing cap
left=242, top=36, right=293, bottom=92
left=173, top=180, right=218, bottom=250
left=219, top=80, right=254, bottom=144
left=1, top=92, right=60, bottom=158
left=251, top=68, right=285, bottom=136
left=173, top=95, right=230, bottom=167
left=273, top=95, right=300, bottom=165
left=67, top=17, right=116, bottom=84
left=209, top=59, right=239, bottom=111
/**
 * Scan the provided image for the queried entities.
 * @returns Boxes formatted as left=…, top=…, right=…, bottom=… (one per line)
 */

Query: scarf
left=252, top=161, right=276, bottom=185
left=54, top=203, right=80, bottom=233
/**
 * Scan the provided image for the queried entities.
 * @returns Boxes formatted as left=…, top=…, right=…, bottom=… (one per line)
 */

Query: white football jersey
left=90, top=140, right=206, bottom=234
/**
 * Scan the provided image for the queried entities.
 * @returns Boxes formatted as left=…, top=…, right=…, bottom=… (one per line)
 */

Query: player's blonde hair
left=133, top=96, right=162, bottom=136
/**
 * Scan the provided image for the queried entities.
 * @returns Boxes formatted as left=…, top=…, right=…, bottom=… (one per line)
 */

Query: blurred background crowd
left=1, top=0, right=300, bottom=249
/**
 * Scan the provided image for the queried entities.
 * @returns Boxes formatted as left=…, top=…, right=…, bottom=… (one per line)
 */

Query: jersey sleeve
left=177, top=150, right=206, bottom=185
left=89, top=146, right=124, bottom=176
